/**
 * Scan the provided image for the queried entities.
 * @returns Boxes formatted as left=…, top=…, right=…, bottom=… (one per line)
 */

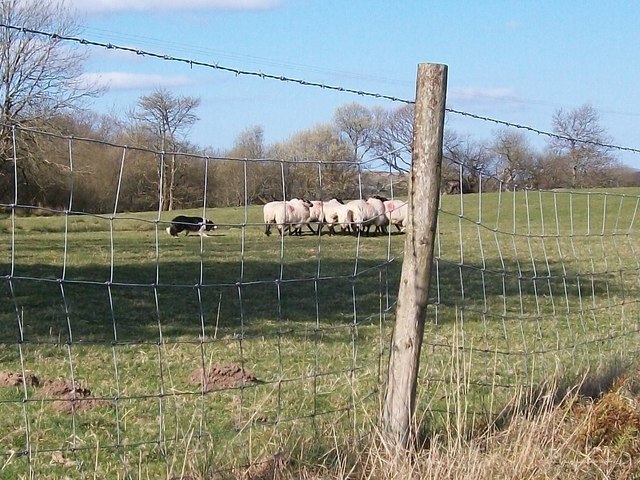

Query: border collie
left=166, top=215, right=217, bottom=237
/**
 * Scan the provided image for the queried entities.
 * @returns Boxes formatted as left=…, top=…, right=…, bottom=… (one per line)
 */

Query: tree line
left=1, top=0, right=638, bottom=215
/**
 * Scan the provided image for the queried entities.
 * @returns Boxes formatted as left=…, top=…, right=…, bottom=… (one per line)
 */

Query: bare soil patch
left=0, top=371, right=40, bottom=387
left=39, top=379, right=110, bottom=414
left=188, top=363, right=259, bottom=392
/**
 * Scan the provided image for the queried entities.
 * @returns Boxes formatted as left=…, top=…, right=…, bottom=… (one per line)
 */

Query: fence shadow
left=1, top=250, right=635, bottom=344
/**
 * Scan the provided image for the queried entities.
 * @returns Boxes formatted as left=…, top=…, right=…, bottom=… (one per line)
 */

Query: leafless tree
left=231, top=125, right=265, bottom=159
left=0, top=0, right=100, bottom=204
left=223, top=125, right=281, bottom=205
left=549, top=104, right=617, bottom=188
left=334, top=102, right=375, bottom=164
left=443, top=130, right=492, bottom=193
left=492, top=129, right=539, bottom=189
left=270, top=123, right=357, bottom=200
left=370, top=103, right=414, bottom=172
left=129, top=88, right=200, bottom=210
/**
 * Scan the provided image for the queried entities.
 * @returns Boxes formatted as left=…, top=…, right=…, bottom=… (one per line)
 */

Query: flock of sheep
left=263, top=196, right=408, bottom=236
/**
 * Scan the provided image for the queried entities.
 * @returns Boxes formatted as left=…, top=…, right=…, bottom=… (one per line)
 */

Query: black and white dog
left=166, top=215, right=217, bottom=237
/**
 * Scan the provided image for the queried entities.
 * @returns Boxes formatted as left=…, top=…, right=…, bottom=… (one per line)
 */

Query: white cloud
left=68, top=0, right=282, bottom=14
left=78, top=72, right=193, bottom=90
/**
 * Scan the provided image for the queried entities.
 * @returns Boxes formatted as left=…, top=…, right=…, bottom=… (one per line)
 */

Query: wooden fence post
left=382, top=63, right=447, bottom=448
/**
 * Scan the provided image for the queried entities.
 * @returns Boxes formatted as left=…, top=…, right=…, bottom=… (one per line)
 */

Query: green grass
left=1, top=188, right=640, bottom=478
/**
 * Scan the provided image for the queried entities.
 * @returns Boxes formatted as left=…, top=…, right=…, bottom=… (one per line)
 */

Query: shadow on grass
left=1, top=249, right=634, bottom=344
left=0, top=257, right=400, bottom=343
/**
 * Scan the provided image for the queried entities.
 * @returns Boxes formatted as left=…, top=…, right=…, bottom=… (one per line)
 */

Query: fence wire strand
left=1, top=22, right=640, bottom=476
left=2, top=22, right=640, bottom=157
left=1, top=122, right=640, bottom=478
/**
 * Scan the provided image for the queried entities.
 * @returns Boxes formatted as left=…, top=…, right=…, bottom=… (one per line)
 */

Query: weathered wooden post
left=382, top=63, right=447, bottom=448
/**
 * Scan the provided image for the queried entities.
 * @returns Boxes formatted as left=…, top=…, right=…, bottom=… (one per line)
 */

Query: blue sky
left=64, top=0, right=640, bottom=169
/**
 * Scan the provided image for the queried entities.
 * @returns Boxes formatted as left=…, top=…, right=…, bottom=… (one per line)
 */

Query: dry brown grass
left=186, top=367, right=640, bottom=480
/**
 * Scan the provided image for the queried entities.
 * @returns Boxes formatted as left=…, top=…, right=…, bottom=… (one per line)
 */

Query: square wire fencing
left=0, top=124, right=639, bottom=478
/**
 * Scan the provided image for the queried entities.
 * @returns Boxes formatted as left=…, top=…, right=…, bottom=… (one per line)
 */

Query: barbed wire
left=1, top=23, right=639, bottom=158
left=0, top=23, right=412, bottom=104
left=447, top=108, right=640, bottom=155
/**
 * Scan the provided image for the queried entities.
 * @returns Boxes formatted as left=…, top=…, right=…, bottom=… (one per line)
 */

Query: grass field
left=1, top=187, right=640, bottom=479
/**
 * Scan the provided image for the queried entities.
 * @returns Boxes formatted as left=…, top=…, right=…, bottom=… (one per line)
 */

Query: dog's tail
left=166, top=226, right=175, bottom=236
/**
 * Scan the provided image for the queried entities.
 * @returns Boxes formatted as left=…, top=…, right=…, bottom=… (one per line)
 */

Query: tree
left=0, top=0, right=100, bottom=204
left=491, top=130, right=538, bottom=189
left=333, top=102, right=375, bottom=163
left=549, top=104, right=617, bottom=188
left=270, top=123, right=357, bottom=199
left=219, top=125, right=280, bottom=205
left=370, top=104, right=414, bottom=172
left=229, top=125, right=265, bottom=159
left=129, top=88, right=200, bottom=211
left=442, top=130, right=492, bottom=193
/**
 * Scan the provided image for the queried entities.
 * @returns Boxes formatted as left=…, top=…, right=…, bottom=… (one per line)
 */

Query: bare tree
left=443, top=131, right=492, bottom=193
left=370, top=104, right=490, bottom=194
left=225, top=125, right=281, bottom=205
left=370, top=103, right=414, bottom=172
left=492, top=129, right=539, bottom=189
left=549, top=104, right=617, bottom=188
left=334, top=102, right=375, bottom=164
left=270, top=123, right=357, bottom=199
left=0, top=0, right=100, bottom=203
left=129, top=88, right=200, bottom=210
left=230, top=125, right=265, bottom=159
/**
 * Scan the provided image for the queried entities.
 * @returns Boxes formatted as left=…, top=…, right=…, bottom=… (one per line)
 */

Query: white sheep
left=384, top=199, right=408, bottom=232
left=307, top=200, right=325, bottom=234
left=345, top=196, right=389, bottom=235
left=344, top=199, right=373, bottom=234
left=320, top=198, right=351, bottom=235
left=288, top=198, right=313, bottom=235
left=263, top=201, right=285, bottom=236
left=263, top=198, right=312, bottom=236
left=366, top=195, right=389, bottom=234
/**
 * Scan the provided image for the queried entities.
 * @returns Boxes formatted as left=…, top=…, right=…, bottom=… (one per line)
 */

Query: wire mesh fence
left=1, top=124, right=639, bottom=478
left=422, top=162, right=640, bottom=430
left=0, top=126, right=403, bottom=478
left=1, top=23, right=640, bottom=478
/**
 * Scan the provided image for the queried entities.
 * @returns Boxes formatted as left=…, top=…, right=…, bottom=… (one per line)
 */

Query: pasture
left=1, top=188, right=640, bottom=479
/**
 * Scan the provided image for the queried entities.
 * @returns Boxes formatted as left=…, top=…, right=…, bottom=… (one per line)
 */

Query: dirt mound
left=189, top=363, right=258, bottom=391
left=40, top=379, right=91, bottom=397
left=0, top=371, right=40, bottom=387
left=39, top=379, right=110, bottom=414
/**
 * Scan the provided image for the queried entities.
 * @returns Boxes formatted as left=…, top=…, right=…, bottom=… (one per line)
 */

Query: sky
left=55, top=0, right=640, bottom=169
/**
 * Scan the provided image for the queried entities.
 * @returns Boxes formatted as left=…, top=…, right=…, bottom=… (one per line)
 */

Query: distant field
left=1, top=188, right=639, bottom=478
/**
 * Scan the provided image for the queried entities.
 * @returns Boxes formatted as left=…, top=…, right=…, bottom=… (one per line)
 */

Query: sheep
left=306, top=200, right=325, bottom=234
left=320, top=198, right=351, bottom=235
left=287, top=198, right=313, bottom=235
left=367, top=195, right=389, bottom=234
left=263, top=198, right=312, bottom=236
left=384, top=199, right=408, bottom=232
left=343, top=196, right=389, bottom=235
left=345, top=199, right=376, bottom=235
left=263, top=201, right=286, bottom=236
